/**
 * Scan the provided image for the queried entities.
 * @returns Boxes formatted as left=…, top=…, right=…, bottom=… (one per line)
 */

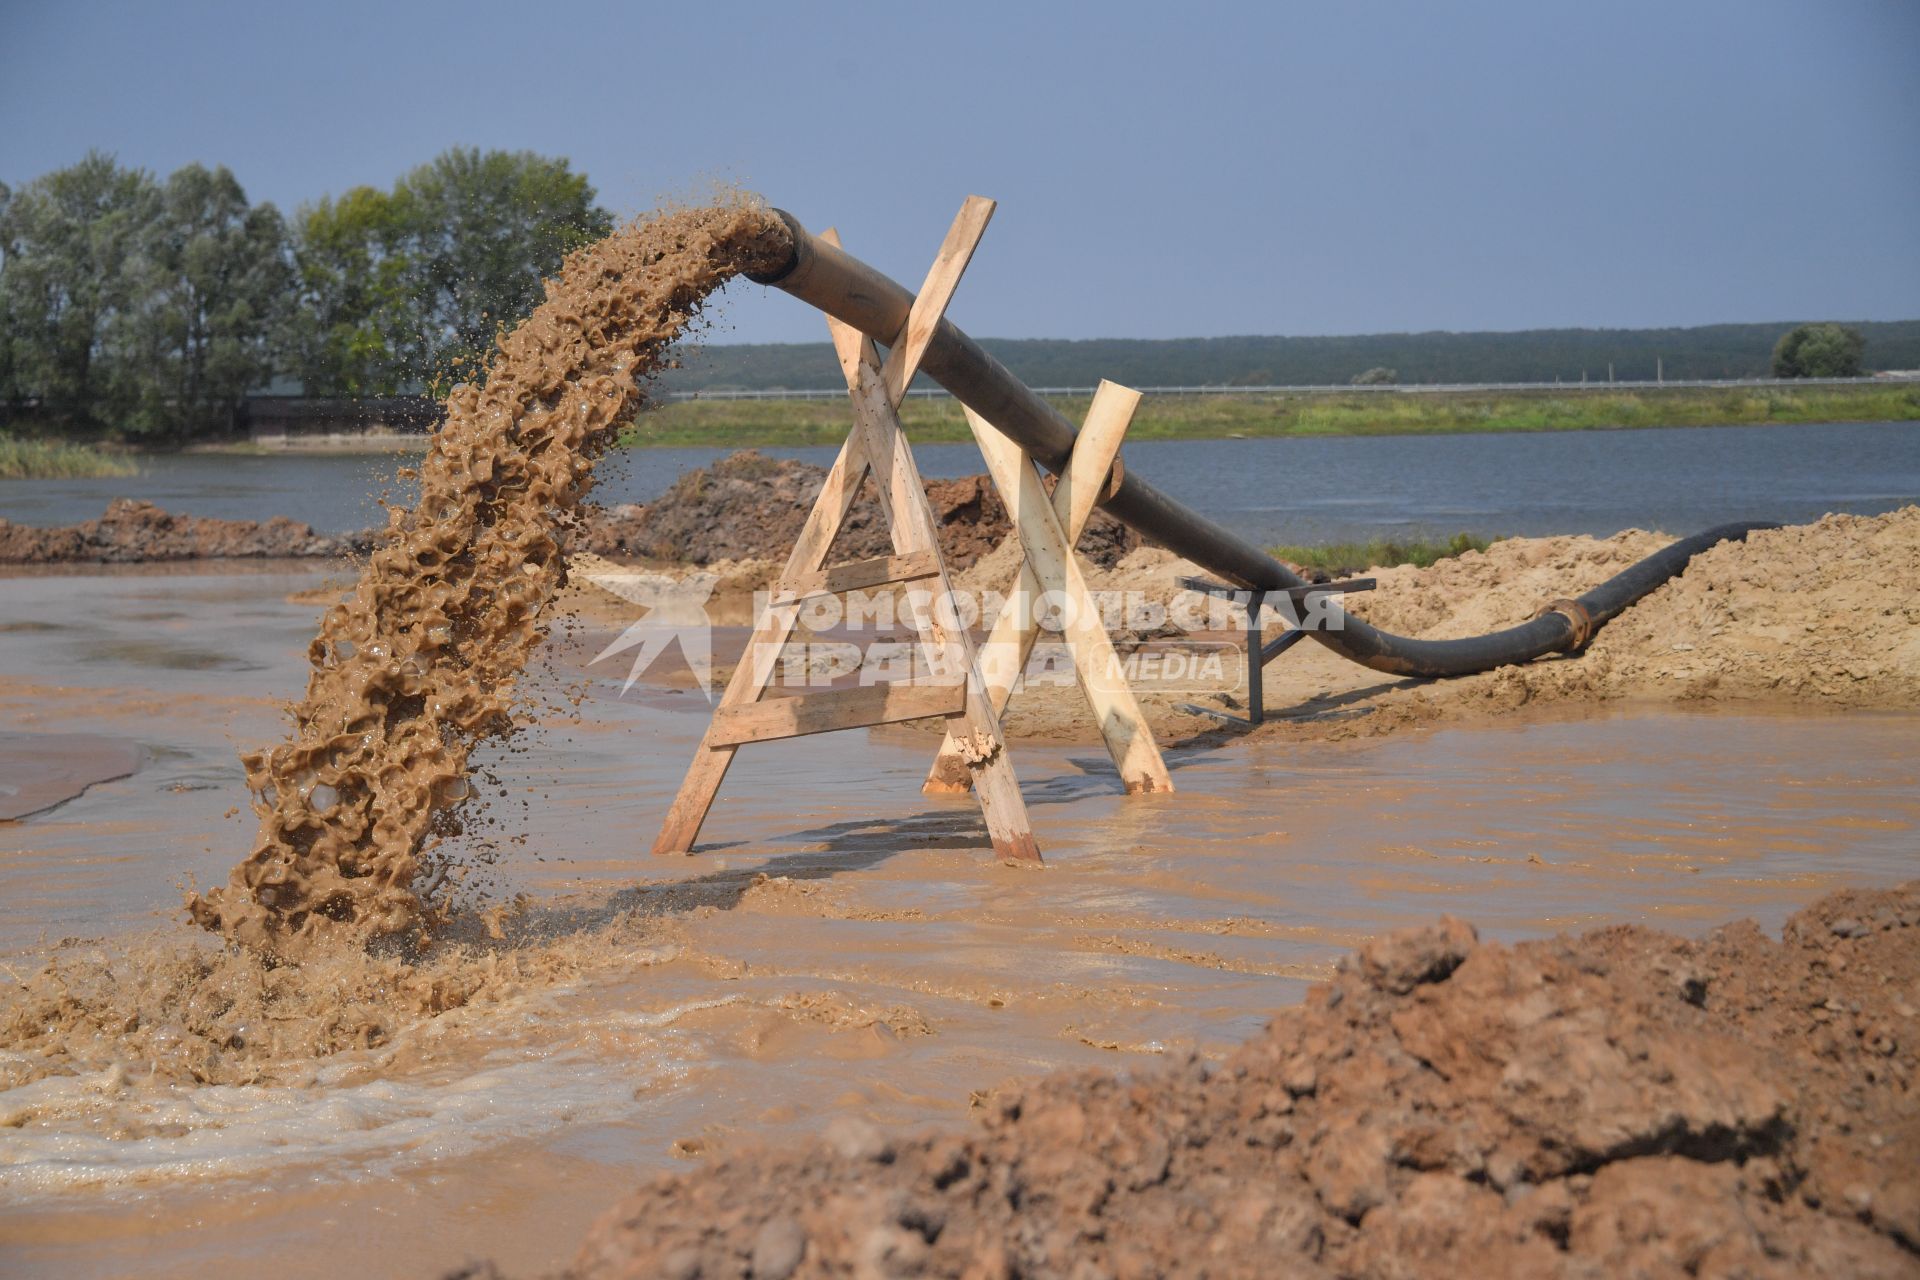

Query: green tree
left=120, top=164, right=292, bottom=440
left=390, top=148, right=613, bottom=384
left=0, top=151, right=159, bottom=426
left=282, top=148, right=612, bottom=395
left=0, top=180, right=16, bottom=414
left=285, top=185, right=418, bottom=395
left=1352, top=366, right=1398, bottom=385
left=1771, top=323, right=1865, bottom=378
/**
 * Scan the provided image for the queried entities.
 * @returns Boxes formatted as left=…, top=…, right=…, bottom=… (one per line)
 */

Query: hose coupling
left=1536, top=598, right=1595, bottom=652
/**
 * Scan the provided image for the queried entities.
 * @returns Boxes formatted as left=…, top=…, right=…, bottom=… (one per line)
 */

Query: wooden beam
left=708, top=682, right=967, bottom=746
left=829, top=314, right=1041, bottom=863
left=771, top=550, right=942, bottom=605
left=964, top=407, right=1172, bottom=795
left=881, top=196, right=994, bottom=408
left=1061, top=381, right=1139, bottom=536
left=656, top=207, right=1041, bottom=865
left=652, top=426, right=873, bottom=854
left=924, top=382, right=1141, bottom=794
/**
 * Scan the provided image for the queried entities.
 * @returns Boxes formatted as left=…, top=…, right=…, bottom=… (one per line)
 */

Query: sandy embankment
left=522, top=881, right=1920, bottom=1279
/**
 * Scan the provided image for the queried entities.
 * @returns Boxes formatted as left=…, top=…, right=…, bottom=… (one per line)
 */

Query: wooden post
left=652, top=428, right=876, bottom=854
left=962, top=408, right=1172, bottom=795
left=923, top=381, right=1171, bottom=796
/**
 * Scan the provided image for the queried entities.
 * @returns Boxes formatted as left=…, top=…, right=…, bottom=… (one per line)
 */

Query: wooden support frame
left=771, top=550, right=942, bottom=606
left=923, top=382, right=1173, bottom=797
left=653, top=197, right=1041, bottom=863
left=710, top=683, right=968, bottom=747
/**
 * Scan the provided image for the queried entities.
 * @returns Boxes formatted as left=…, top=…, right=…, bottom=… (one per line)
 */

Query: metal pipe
left=749, top=210, right=1772, bottom=679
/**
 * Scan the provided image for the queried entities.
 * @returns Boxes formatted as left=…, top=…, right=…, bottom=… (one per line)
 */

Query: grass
left=0, top=434, right=138, bottom=480
left=1268, top=532, right=1498, bottom=576
left=617, top=382, right=1920, bottom=449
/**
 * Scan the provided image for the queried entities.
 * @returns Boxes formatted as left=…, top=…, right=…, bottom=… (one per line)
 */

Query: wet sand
left=1, top=565, right=1915, bottom=1277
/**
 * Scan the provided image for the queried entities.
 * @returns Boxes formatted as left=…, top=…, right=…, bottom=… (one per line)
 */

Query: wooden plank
left=966, top=407, right=1172, bottom=795
left=882, top=196, right=995, bottom=408
left=924, top=383, right=1143, bottom=794
left=771, top=550, right=941, bottom=605
left=652, top=426, right=873, bottom=854
left=708, top=682, right=968, bottom=746
left=829, top=315, right=1040, bottom=862
left=1062, top=381, right=1139, bottom=535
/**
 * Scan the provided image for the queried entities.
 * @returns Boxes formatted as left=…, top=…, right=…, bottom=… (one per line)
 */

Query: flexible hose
left=1310, top=521, right=1780, bottom=677
left=749, top=210, right=1778, bottom=678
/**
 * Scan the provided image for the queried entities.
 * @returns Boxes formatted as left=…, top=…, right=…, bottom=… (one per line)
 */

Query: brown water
left=186, top=204, right=789, bottom=956
left=2, top=565, right=1916, bottom=1277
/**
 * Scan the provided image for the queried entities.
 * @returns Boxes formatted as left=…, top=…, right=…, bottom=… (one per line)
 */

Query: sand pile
left=186, top=203, right=791, bottom=957
left=0, top=499, right=372, bottom=563
left=580, top=449, right=1139, bottom=571
left=1501, top=508, right=1920, bottom=709
left=977, top=507, right=1920, bottom=745
left=1340, top=508, right=1920, bottom=711
left=527, top=882, right=1920, bottom=1280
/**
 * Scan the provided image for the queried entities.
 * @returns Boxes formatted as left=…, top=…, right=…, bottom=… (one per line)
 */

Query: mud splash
left=185, top=203, right=789, bottom=957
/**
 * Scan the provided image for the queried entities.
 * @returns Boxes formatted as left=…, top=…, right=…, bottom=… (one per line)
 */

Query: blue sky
left=3, top=0, right=1915, bottom=344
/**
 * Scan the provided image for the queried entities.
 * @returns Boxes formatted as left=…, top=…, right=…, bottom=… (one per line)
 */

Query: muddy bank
left=580, top=449, right=1139, bottom=571
left=0, top=498, right=372, bottom=563
left=521, top=882, right=1920, bottom=1280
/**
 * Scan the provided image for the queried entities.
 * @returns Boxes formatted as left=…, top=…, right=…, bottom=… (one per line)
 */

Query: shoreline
left=3, top=384, right=1914, bottom=461
left=178, top=409, right=1920, bottom=455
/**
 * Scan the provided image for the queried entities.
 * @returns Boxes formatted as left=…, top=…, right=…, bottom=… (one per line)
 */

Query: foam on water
left=0, top=993, right=745, bottom=1197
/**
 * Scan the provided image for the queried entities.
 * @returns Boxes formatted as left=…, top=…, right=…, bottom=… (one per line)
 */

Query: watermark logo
left=579, top=566, right=1346, bottom=701
left=578, top=562, right=720, bottom=699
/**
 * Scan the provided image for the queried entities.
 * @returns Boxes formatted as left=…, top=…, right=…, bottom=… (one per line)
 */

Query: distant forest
left=661, top=320, right=1920, bottom=392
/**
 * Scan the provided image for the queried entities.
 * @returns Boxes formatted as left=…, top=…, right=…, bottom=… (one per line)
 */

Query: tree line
left=0, top=149, right=610, bottom=441
left=662, top=321, right=1912, bottom=394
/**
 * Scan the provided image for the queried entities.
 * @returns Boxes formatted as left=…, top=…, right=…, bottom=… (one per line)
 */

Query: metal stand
left=1175, top=576, right=1375, bottom=727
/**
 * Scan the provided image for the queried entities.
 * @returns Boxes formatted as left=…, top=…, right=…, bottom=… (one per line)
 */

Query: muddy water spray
left=187, top=204, right=789, bottom=956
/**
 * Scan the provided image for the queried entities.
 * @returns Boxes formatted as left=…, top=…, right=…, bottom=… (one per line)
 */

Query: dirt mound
left=542, top=882, right=1919, bottom=1280
left=0, top=498, right=370, bottom=563
left=1353, top=527, right=1672, bottom=638
left=580, top=449, right=1139, bottom=572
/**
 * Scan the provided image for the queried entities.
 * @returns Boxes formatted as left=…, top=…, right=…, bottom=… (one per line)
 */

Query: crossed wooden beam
left=653, top=196, right=1169, bottom=865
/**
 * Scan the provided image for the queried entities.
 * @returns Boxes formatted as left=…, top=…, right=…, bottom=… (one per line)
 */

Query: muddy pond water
left=0, top=564, right=1915, bottom=1277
